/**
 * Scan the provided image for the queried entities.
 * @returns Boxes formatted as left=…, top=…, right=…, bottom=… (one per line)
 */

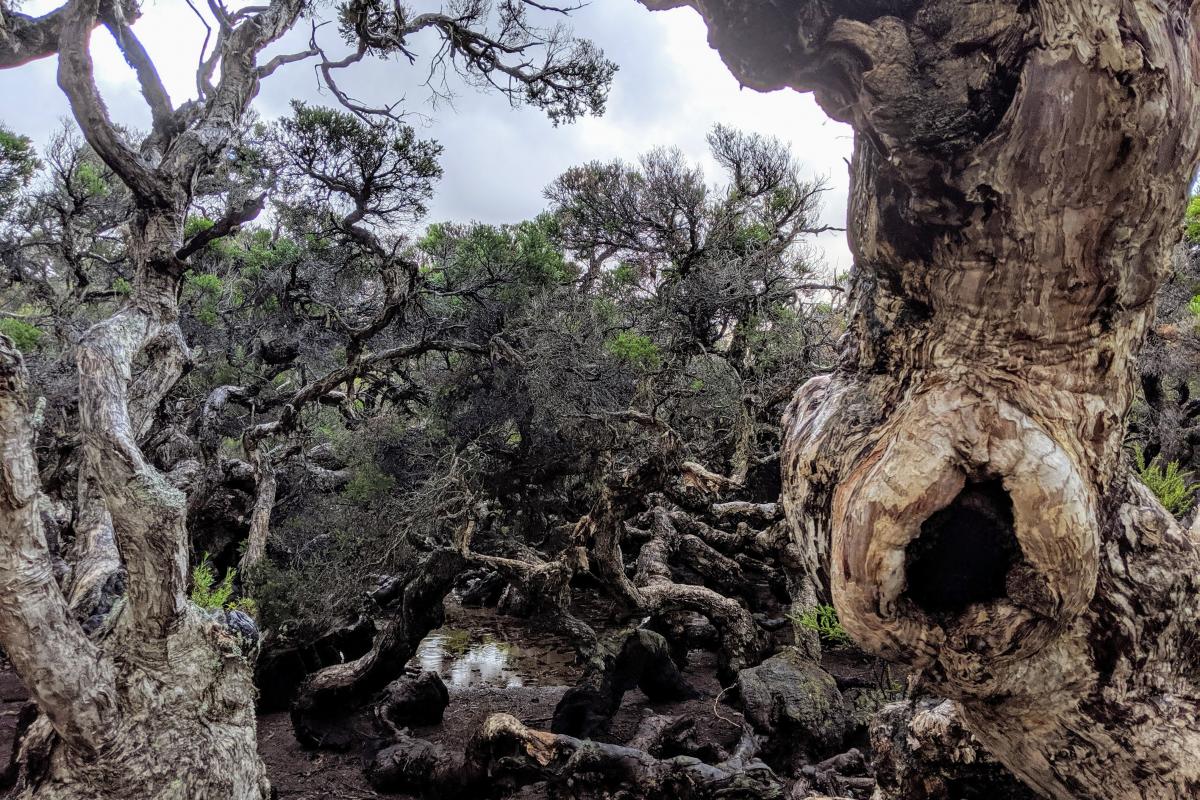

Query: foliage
left=190, top=555, right=237, bottom=611
left=1134, top=446, right=1200, bottom=516
left=605, top=331, right=661, bottom=369
left=274, top=102, right=443, bottom=226
left=791, top=603, right=850, bottom=647
left=1186, top=195, right=1200, bottom=244
left=0, top=125, right=37, bottom=217
left=73, top=161, right=109, bottom=197
left=341, top=462, right=396, bottom=504
left=0, top=318, right=43, bottom=352
left=184, top=272, right=223, bottom=326
left=1188, top=294, right=1200, bottom=319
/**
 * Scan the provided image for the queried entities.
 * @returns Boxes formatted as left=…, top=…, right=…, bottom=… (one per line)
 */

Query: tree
left=639, top=2, right=1200, bottom=798
left=0, top=1, right=614, bottom=796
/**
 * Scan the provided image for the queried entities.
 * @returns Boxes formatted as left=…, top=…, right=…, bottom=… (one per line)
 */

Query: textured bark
left=0, top=1, right=308, bottom=796
left=551, top=628, right=697, bottom=738
left=1, top=336, right=270, bottom=799
left=0, top=338, right=116, bottom=756
left=643, top=1, right=1200, bottom=798
left=634, top=508, right=761, bottom=683
left=870, top=700, right=1037, bottom=800
left=291, top=548, right=464, bottom=750
left=0, top=3, right=95, bottom=69
left=367, top=712, right=783, bottom=799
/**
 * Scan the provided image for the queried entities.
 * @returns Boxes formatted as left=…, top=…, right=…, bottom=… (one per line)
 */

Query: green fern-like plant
left=190, top=554, right=236, bottom=611
left=790, top=603, right=850, bottom=647
left=1134, top=446, right=1200, bottom=517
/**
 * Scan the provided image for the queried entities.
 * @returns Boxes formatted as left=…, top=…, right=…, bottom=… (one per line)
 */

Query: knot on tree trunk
left=830, top=383, right=1098, bottom=691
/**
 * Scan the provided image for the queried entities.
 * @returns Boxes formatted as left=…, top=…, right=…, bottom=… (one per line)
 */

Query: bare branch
left=176, top=192, right=266, bottom=260
left=56, top=0, right=171, bottom=207
left=0, top=2, right=80, bottom=69
left=100, top=2, right=176, bottom=138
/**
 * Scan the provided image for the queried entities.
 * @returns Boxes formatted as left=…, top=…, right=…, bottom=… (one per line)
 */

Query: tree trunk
left=644, top=1, right=1200, bottom=797
left=2, top=332, right=271, bottom=799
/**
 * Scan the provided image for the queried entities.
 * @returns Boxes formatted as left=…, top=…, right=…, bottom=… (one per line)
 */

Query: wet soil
left=261, top=598, right=748, bottom=799
left=0, top=600, right=891, bottom=799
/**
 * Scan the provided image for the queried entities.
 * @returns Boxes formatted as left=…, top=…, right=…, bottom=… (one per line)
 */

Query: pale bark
left=0, top=1, right=308, bottom=796
left=0, top=3, right=95, bottom=69
left=644, top=1, right=1200, bottom=797
left=0, top=337, right=116, bottom=756
left=634, top=508, right=761, bottom=682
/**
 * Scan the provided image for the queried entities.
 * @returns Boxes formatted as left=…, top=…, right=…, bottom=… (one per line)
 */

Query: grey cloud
left=0, top=1, right=851, bottom=268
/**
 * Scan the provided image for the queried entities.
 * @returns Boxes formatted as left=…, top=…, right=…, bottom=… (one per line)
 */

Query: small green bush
left=791, top=603, right=850, bottom=647
left=605, top=330, right=661, bottom=369
left=1134, top=446, right=1200, bottom=517
left=74, top=161, right=109, bottom=197
left=0, top=318, right=44, bottom=352
left=1188, top=294, right=1200, bottom=319
left=191, top=554, right=255, bottom=615
left=341, top=462, right=395, bottom=503
left=191, top=555, right=235, bottom=611
left=185, top=272, right=223, bottom=325
left=1186, top=196, right=1200, bottom=244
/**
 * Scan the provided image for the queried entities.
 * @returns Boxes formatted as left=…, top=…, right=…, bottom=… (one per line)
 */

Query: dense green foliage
left=1134, top=446, right=1200, bottom=516
left=792, top=603, right=850, bottom=647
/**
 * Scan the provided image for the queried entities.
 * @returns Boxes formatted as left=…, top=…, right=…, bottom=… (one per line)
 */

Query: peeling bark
left=368, top=712, right=784, bottom=799
left=643, top=1, right=1200, bottom=797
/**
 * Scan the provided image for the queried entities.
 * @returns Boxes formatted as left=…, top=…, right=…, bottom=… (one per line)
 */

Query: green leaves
left=1134, top=446, right=1200, bottom=517
left=191, top=555, right=236, bottom=611
left=1186, top=195, right=1200, bottom=244
left=0, top=124, right=38, bottom=216
left=274, top=102, right=443, bottom=227
left=791, top=603, right=850, bottom=647
left=184, top=272, right=223, bottom=326
left=0, top=318, right=44, bottom=352
left=605, top=331, right=661, bottom=370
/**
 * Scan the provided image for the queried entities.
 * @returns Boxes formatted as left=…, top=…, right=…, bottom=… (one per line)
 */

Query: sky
left=0, top=1, right=854, bottom=273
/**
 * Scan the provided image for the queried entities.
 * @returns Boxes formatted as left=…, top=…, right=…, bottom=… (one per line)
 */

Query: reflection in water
left=412, top=630, right=529, bottom=688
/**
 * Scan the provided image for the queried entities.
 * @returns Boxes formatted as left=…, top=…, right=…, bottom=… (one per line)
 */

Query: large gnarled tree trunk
left=0, top=1, right=305, bottom=796
left=644, top=1, right=1200, bottom=798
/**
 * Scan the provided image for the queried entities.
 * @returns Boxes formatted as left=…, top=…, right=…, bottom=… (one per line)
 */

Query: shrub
left=791, top=603, right=850, bottom=647
left=1134, top=446, right=1200, bottom=516
left=1186, top=195, right=1200, bottom=244
left=0, top=318, right=44, bottom=352
left=341, top=462, right=395, bottom=503
left=185, top=272, right=223, bottom=325
left=190, top=554, right=254, bottom=615
left=605, top=330, right=661, bottom=369
left=1188, top=294, right=1200, bottom=319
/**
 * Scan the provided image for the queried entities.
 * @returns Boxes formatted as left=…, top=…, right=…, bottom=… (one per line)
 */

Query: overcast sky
left=0, top=1, right=853, bottom=273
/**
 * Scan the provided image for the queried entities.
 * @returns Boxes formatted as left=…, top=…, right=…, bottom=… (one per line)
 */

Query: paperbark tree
left=642, top=1, right=1200, bottom=798
left=0, top=1, right=613, bottom=797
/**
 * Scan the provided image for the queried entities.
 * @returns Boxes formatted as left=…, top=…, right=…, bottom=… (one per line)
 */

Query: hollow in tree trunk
left=642, top=1, right=1200, bottom=798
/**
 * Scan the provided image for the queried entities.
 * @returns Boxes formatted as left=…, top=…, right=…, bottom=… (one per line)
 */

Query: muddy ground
left=0, top=598, right=885, bottom=799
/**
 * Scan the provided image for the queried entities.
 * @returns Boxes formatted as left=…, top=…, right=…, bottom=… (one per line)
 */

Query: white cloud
left=0, top=1, right=852, bottom=272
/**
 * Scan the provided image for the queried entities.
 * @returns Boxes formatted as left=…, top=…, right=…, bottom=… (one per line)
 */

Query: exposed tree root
left=290, top=547, right=463, bottom=750
left=550, top=628, right=697, bottom=738
left=368, top=712, right=784, bottom=799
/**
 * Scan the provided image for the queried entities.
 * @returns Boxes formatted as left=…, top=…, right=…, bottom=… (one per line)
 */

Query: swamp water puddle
left=408, top=607, right=582, bottom=689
